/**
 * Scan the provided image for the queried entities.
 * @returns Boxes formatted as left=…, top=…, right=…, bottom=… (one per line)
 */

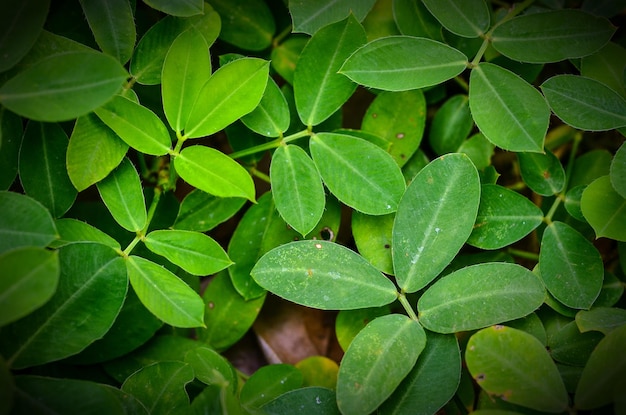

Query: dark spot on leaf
left=208, top=302, right=215, bottom=309
left=307, top=269, right=313, bottom=277
left=543, top=170, right=550, bottom=179
left=384, top=244, right=390, bottom=249
left=400, top=154, right=406, bottom=159
left=320, top=227, right=334, bottom=241
left=372, top=113, right=378, bottom=118
left=476, top=373, right=485, bottom=382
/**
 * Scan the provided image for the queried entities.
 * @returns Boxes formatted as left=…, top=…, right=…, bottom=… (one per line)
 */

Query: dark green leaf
left=208, top=0, right=274, bottom=50
left=241, top=77, right=290, bottom=137
left=581, top=175, right=626, bottom=241
left=393, top=153, right=480, bottom=292
left=564, top=185, right=587, bottom=222
left=290, top=0, right=376, bottom=35
left=457, top=132, right=495, bottom=170
left=611, top=142, right=626, bottom=198
left=0, top=108, right=23, bottom=190
left=352, top=212, right=394, bottom=274
left=517, top=149, right=566, bottom=196
left=270, top=35, right=308, bottom=85
left=428, top=94, right=473, bottom=155
left=173, top=190, right=245, bottom=232
left=576, top=307, right=626, bottom=335
left=392, top=0, right=444, bottom=41
left=251, top=240, right=398, bottom=310
left=421, top=0, right=490, bottom=37
left=0, top=0, right=50, bottom=72
left=335, top=306, right=391, bottom=351
left=241, top=364, right=303, bottom=411
left=144, top=0, right=203, bottom=16
left=582, top=42, right=626, bottom=97
left=0, top=357, right=12, bottom=414
left=262, top=387, right=339, bottom=414
left=548, top=320, right=603, bottom=366
left=570, top=149, right=612, bottom=188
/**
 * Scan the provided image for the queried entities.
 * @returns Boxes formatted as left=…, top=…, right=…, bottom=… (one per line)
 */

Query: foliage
left=1, top=0, right=625, bottom=414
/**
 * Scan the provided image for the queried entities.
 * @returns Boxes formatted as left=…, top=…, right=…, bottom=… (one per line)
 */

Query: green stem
left=123, top=236, right=141, bottom=257
left=123, top=187, right=162, bottom=257
left=398, top=292, right=419, bottom=322
left=563, top=132, right=582, bottom=191
left=272, top=24, right=293, bottom=48
left=454, top=75, right=469, bottom=93
left=508, top=248, right=540, bottom=261
left=249, top=167, right=271, bottom=184
left=229, top=129, right=311, bottom=159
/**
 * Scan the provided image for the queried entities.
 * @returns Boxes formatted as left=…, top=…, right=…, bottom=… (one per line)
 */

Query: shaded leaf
left=290, top=0, right=376, bottom=35
left=0, top=108, right=23, bottom=190
left=548, top=320, right=603, bottom=366
left=581, top=42, right=626, bottom=97
left=241, top=77, right=290, bottom=137
left=611, top=141, right=626, bottom=198
left=392, top=0, right=444, bottom=41
left=263, top=387, right=339, bottom=414
left=296, top=356, right=339, bottom=389
left=428, top=94, right=473, bottom=156
left=184, top=347, right=236, bottom=389
left=457, top=132, right=495, bottom=170
left=270, top=35, right=308, bottom=85
left=335, top=306, right=391, bottom=351
left=518, top=149, right=566, bottom=196
left=422, top=0, right=490, bottom=37
left=0, top=0, right=49, bottom=72
left=173, top=189, right=245, bottom=232
left=144, top=0, right=203, bottom=16
left=581, top=175, right=626, bottom=241
left=352, top=212, right=394, bottom=274
left=208, top=0, right=274, bottom=50
left=241, top=364, right=303, bottom=412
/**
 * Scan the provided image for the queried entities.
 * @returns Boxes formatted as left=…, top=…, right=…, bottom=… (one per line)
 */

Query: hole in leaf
left=384, top=244, right=390, bottom=249
left=476, top=373, right=486, bottom=382
left=320, top=227, right=334, bottom=241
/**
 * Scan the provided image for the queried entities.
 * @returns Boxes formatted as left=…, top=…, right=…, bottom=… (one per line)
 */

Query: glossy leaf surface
left=469, top=63, right=548, bottom=152
left=173, top=190, right=245, bottom=232
left=0, top=0, right=49, bottom=72
left=144, top=0, right=203, bottom=16
left=290, top=0, right=376, bottom=35
left=251, top=240, right=398, bottom=310
left=263, top=387, right=339, bottom=414
left=336, top=314, right=426, bottom=414
left=340, top=36, right=467, bottom=91
left=241, top=77, right=289, bottom=137
left=518, top=149, right=566, bottom=196
left=421, top=0, right=490, bottom=38
left=581, top=175, right=626, bottom=241
left=393, top=153, right=480, bottom=292
left=241, top=364, right=303, bottom=411
left=208, top=0, right=274, bottom=50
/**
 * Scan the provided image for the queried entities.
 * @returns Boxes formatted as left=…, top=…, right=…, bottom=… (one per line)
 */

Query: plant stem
left=508, top=248, right=540, bottom=261
left=229, top=129, right=311, bottom=159
left=545, top=131, right=582, bottom=224
left=249, top=167, right=271, bottom=184
left=398, top=292, right=419, bottom=322
left=123, top=187, right=162, bottom=257
left=273, top=24, right=293, bottom=48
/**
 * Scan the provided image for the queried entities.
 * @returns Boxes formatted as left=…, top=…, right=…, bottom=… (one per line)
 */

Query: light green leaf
left=185, top=57, right=269, bottom=138
left=241, top=77, right=290, bottom=137
left=352, top=212, right=394, bottom=274
left=428, top=94, right=473, bottom=156
left=418, top=262, right=545, bottom=333
left=263, top=387, right=339, bottom=414
left=185, top=346, right=236, bottom=389
left=541, top=75, right=626, bottom=131
left=208, top=0, right=274, bottom=50
left=94, top=95, right=172, bottom=156
left=251, top=240, right=398, bottom=310
left=19, top=121, right=77, bottom=218
left=469, top=63, right=548, bottom=153
left=126, top=256, right=205, bottom=328
left=491, top=9, right=615, bottom=64
left=0, top=243, right=127, bottom=369
left=392, top=0, right=443, bottom=41
left=0, top=191, right=57, bottom=255
left=0, top=0, right=50, bottom=72
left=421, top=0, right=490, bottom=37
left=294, top=14, right=366, bottom=127
left=270, top=144, right=325, bottom=236
left=173, top=189, right=245, bottom=232
left=79, top=0, right=136, bottom=64
left=144, top=229, right=232, bottom=276
left=539, top=221, right=604, bottom=309
left=0, top=247, right=59, bottom=327
left=290, top=0, right=376, bottom=35
left=517, top=149, right=566, bottom=196
left=310, top=132, right=406, bottom=215
left=175, top=145, right=255, bottom=201
left=581, top=175, right=626, bottom=241
left=0, top=108, right=23, bottom=190
left=241, top=364, right=303, bottom=411
left=144, top=0, right=203, bottom=16
left=393, top=153, right=480, bottom=292
left=50, top=218, right=120, bottom=249
left=466, top=326, right=569, bottom=413
left=335, top=306, right=391, bottom=351
left=0, top=51, right=127, bottom=122
left=336, top=314, right=426, bottom=414
left=96, top=158, right=147, bottom=232
left=340, top=36, right=467, bottom=91
left=611, top=142, right=626, bottom=198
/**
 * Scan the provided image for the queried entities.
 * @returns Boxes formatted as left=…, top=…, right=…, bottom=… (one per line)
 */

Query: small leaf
left=581, top=175, right=626, bottom=241
left=126, top=255, right=205, bottom=328
left=340, top=36, right=467, bottom=91
left=185, top=58, right=269, bottom=138
left=418, top=262, right=545, bottom=333
left=296, top=356, right=339, bottom=389
left=173, top=189, right=245, bottom=232
left=570, top=149, right=612, bottom=188
left=352, top=212, right=394, bottom=274
left=262, top=387, right=339, bottom=414
left=469, top=63, right=549, bottom=153
left=491, top=9, right=615, bottom=64
left=0, top=0, right=49, bottom=72
left=541, top=75, right=626, bottom=131
left=421, top=0, right=490, bottom=38
left=96, top=158, right=147, bottom=232
left=270, top=145, right=325, bottom=236
left=336, top=314, right=426, bottom=414
left=144, top=229, right=232, bottom=276
left=290, top=0, right=376, bottom=35
left=0, top=108, right=23, bottom=190
left=335, top=306, right=391, bottom=351
left=393, top=153, right=480, bottom=292
left=240, top=364, right=303, bottom=411
left=428, top=94, right=473, bottom=156
left=539, top=221, right=604, bottom=309
left=270, top=35, right=308, bottom=85
left=184, top=347, right=236, bottom=389
left=294, top=15, right=366, bottom=126
left=208, top=0, right=275, bottom=50
left=518, top=149, right=566, bottom=196
left=251, top=240, right=398, bottom=310
left=0, top=51, right=127, bottom=122
left=466, top=326, right=569, bottom=413
left=457, top=132, right=495, bottom=170
left=310, top=132, right=406, bottom=215
left=175, top=145, right=255, bottom=201
left=392, top=0, right=444, bottom=41
left=241, top=77, right=290, bottom=137
left=611, top=142, right=626, bottom=198
left=143, top=0, right=203, bottom=16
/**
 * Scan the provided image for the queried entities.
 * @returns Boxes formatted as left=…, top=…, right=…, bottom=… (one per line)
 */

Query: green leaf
left=392, top=0, right=444, bottom=41
left=310, top=132, right=406, bottom=215
left=466, top=326, right=569, bottom=413
left=18, top=121, right=77, bottom=217
left=251, top=240, right=398, bottom=310
left=393, top=153, right=480, bottom=292
left=0, top=358, right=13, bottom=415
left=0, top=191, right=57, bottom=255
left=335, top=306, right=391, bottom=351
left=126, top=255, right=205, bottom=328
left=518, top=149, right=566, bottom=196
left=570, top=149, right=613, bottom=188
left=184, top=346, right=236, bottom=389
left=418, top=262, right=545, bottom=333
left=581, top=175, right=626, bottom=241
left=94, top=95, right=172, bottom=156
left=0, top=0, right=49, bottom=72
left=0, top=51, right=127, bottom=122
left=185, top=57, right=269, bottom=138
left=208, top=0, right=274, bottom=50
left=582, top=42, right=626, bottom=97
left=51, top=218, right=120, bottom=249
left=270, top=35, right=308, bottom=85
left=340, top=36, right=467, bottom=91
left=336, top=314, right=426, bottom=414
left=67, top=113, right=128, bottom=191
left=162, top=28, right=211, bottom=133
left=469, top=63, right=549, bottom=153
left=290, top=0, right=376, bottom=35
left=121, top=361, right=194, bottom=415
left=0, top=108, right=23, bottom=190
left=611, top=142, right=626, bottom=198
left=491, top=9, right=615, bottom=64
left=144, top=0, right=203, bottom=16
left=548, top=320, right=603, bottom=366
left=262, top=387, right=339, bottom=414
left=541, top=75, right=626, bottom=131
left=294, top=15, right=366, bottom=127
left=352, top=212, right=394, bottom=274
left=428, top=94, right=473, bottom=156
left=360, top=90, right=426, bottom=167
left=0, top=243, right=126, bottom=369
left=539, top=221, right=604, bottom=309
left=421, top=0, right=490, bottom=38
left=270, top=145, right=325, bottom=236
left=144, top=229, right=232, bottom=276
left=173, top=190, right=245, bottom=232
left=241, top=77, right=290, bottom=137
left=79, top=0, right=136, bottom=64
left=564, top=185, right=586, bottom=222
left=0, top=247, right=59, bottom=327
left=241, top=364, right=303, bottom=411
left=175, top=145, right=255, bottom=201
left=96, top=158, right=147, bottom=232
left=378, top=331, right=461, bottom=415
left=458, top=132, right=495, bottom=170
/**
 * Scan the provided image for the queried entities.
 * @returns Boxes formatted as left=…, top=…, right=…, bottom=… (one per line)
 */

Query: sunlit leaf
left=581, top=175, right=626, bottom=241
left=208, top=0, right=274, bottom=50
left=518, top=149, right=566, bottom=196
left=296, top=356, right=339, bottom=389
left=0, top=0, right=50, bottom=72
left=241, top=77, right=290, bottom=137
left=144, top=0, right=203, bottom=16
left=421, top=0, right=490, bottom=37
left=290, top=0, right=376, bottom=35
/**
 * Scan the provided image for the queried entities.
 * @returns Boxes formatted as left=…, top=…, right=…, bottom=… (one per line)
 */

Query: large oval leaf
left=340, top=36, right=468, bottom=91
left=0, top=51, right=127, bottom=122
left=336, top=314, right=426, bottom=414
left=392, top=153, right=480, bottom=292
left=466, top=326, right=569, bottom=413
left=310, top=132, right=406, bottom=215
left=421, top=0, right=490, bottom=38
left=208, top=0, right=274, bottom=50
left=251, top=240, right=398, bottom=310
left=241, top=77, right=290, bottom=137
left=0, top=0, right=49, bottom=72
left=581, top=175, right=626, bottom=241
left=290, top=0, right=376, bottom=35
left=469, top=63, right=549, bottom=153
